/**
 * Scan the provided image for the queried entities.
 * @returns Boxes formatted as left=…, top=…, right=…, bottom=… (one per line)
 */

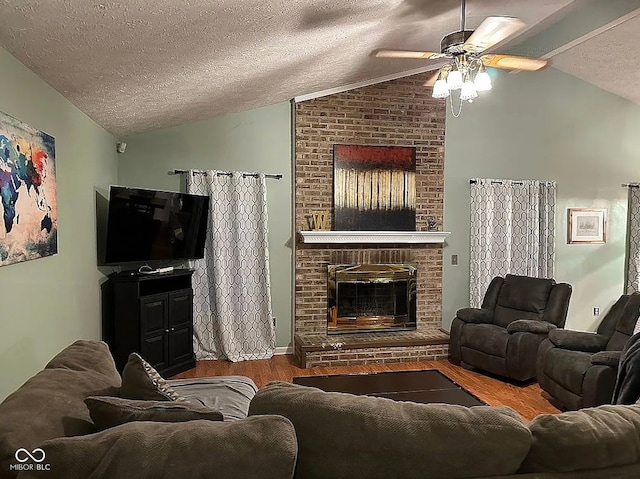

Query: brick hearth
left=295, top=330, right=449, bottom=368
left=294, top=72, right=448, bottom=368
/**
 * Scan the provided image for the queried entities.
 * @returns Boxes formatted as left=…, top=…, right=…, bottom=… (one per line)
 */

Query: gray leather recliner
left=537, top=293, right=640, bottom=410
left=449, top=274, right=572, bottom=382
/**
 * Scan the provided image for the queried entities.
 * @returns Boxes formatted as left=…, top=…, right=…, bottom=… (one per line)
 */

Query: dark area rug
left=293, top=369, right=486, bottom=406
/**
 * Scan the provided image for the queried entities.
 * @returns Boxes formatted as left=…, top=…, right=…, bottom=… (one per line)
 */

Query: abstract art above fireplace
left=333, top=144, right=416, bottom=231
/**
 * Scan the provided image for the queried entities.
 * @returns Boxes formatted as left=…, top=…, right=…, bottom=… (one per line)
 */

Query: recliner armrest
left=548, top=329, right=609, bottom=352
left=506, top=320, right=556, bottom=335
left=591, top=350, right=621, bottom=367
left=456, top=308, right=493, bottom=324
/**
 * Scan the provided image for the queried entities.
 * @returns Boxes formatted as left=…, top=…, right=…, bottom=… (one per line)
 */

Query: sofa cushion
left=493, top=275, right=554, bottom=328
left=520, top=405, right=640, bottom=473
left=607, top=293, right=640, bottom=351
left=0, top=340, right=121, bottom=478
left=85, top=396, right=223, bottom=430
left=493, top=306, right=542, bottom=329
left=498, top=275, right=555, bottom=313
left=249, top=381, right=532, bottom=479
left=120, top=353, right=181, bottom=401
left=17, top=417, right=297, bottom=479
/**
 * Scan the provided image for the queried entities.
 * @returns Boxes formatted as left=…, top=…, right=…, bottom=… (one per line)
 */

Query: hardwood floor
left=173, top=355, right=560, bottom=422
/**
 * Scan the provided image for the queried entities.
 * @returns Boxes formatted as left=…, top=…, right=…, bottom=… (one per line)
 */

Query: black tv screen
left=104, top=186, right=209, bottom=264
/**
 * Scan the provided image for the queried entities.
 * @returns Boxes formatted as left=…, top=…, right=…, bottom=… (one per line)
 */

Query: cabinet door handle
left=164, top=329, right=170, bottom=333
left=170, top=327, right=176, bottom=332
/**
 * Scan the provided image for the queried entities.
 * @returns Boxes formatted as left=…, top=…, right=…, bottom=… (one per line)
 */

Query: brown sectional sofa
left=2, top=340, right=640, bottom=479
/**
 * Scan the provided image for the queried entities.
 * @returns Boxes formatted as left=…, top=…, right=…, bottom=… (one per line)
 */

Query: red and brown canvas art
left=333, top=144, right=416, bottom=231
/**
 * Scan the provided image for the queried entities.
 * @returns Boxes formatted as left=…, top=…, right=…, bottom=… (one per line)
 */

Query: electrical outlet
left=451, top=254, right=458, bottom=266
left=593, top=307, right=600, bottom=316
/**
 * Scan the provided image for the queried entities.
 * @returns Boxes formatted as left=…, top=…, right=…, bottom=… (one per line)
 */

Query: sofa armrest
left=456, top=308, right=493, bottom=324
left=591, top=350, right=622, bottom=367
left=548, top=329, right=609, bottom=352
left=507, top=320, right=556, bottom=335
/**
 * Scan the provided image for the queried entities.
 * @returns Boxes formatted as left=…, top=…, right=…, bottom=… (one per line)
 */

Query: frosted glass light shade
left=460, top=79, right=478, bottom=101
left=432, top=78, right=450, bottom=98
left=474, top=70, right=492, bottom=91
left=447, top=69, right=463, bottom=90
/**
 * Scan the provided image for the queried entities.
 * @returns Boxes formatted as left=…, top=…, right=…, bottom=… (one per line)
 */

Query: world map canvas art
left=0, top=111, right=57, bottom=267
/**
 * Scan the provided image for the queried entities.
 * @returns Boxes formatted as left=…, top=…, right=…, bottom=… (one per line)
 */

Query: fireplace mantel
left=299, top=231, right=450, bottom=244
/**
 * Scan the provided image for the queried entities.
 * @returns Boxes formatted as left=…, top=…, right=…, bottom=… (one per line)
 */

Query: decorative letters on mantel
left=299, top=230, right=450, bottom=244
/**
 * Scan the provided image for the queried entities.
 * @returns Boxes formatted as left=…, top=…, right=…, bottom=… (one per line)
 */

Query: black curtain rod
left=170, top=169, right=282, bottom=180
left=469, top=179, right=554, bottom=185
left=469, top=180, right=523, bottom=185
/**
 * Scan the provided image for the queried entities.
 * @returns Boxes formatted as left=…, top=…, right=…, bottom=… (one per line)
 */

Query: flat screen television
left=104, top=186, right=209, bottom=265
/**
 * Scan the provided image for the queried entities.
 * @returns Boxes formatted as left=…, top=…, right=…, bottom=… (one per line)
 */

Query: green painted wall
left=442, top=66, right=640, bottom=332
left=0, top=47, right=118, bottom=401
left=118, top=102, right=293, bottom=349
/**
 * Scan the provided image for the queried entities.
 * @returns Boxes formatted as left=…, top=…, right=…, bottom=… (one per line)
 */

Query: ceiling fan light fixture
left=447, top=66, right=463, bottom=91
left=432, top=71, right=450, bottom=99
left=474, top=64, right=492, bottom=91
left=460, top=72, right=478, bottom=101
left=373, top=0, right=546, bottom=117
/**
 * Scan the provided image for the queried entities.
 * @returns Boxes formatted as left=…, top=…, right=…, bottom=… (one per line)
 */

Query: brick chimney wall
left=295, top=72, right=446, bottom=337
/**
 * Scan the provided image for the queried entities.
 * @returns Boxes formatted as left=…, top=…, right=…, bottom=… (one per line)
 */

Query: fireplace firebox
left=327, top=264, right=417, bottom=334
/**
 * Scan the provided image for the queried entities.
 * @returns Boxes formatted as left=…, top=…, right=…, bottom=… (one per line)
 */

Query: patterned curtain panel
left=187, top=170, right=276, bottom=361
left=469, top=179, right=556, bottom=307
left=626, top=186, right=640, bottom=294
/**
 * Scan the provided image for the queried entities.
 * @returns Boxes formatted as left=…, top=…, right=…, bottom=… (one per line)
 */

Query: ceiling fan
left=373, top=0, right=548, bottom=115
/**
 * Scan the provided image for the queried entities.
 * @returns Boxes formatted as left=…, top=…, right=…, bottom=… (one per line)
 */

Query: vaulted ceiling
left=0, top=0, right=636, bottom=136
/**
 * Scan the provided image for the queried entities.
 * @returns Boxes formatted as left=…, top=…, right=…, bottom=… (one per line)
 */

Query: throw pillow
left=85, top=396, right=223, bottom=430
left=120, top=352, right=182, bottom=401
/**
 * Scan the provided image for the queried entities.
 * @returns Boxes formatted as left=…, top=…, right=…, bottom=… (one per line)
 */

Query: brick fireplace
left=327, top=263, right=417, bottom=334
left=294, top=72, right=449, bottom=368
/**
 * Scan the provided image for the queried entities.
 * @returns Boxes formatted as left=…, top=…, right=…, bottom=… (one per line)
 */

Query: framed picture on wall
left=567, top=208, right=606, bottom=244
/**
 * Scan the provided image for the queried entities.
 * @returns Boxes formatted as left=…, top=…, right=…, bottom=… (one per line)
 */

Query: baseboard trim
left=275, top=345, right=294, bottom=355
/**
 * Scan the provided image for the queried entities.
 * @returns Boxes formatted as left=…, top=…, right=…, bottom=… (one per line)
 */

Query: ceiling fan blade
left=463, top=16, right=525, bottom=53
left=481, top=54, right=548, bottom=71
left=373, top=49, right=447, bottom=60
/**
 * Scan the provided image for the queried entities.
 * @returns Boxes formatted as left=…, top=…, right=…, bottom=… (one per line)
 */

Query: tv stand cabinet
left=102, top=269, right=196, bottom=377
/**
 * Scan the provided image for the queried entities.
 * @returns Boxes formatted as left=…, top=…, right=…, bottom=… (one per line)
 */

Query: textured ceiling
left=552, top=13, right=640, bottom=107
left=0, top=0, right=578, bottom=136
